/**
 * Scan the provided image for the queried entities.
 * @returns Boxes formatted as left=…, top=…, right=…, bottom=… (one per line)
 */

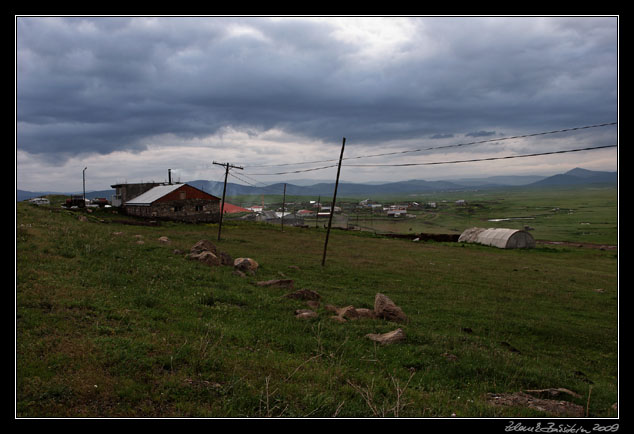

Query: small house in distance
left=124, top=183, right=221, bottom=223
left=458, top=227, right=535, bottom=249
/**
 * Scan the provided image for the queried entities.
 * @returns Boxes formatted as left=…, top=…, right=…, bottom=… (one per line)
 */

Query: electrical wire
left=343, top=144, right=618, bottom=167
left=243, top=144, right=616, bottom=176
left=242, top=122, right=617, bottom=168
left=228, top=171, right=261, bottom=187
left=245, top=164, right=339, bottom=176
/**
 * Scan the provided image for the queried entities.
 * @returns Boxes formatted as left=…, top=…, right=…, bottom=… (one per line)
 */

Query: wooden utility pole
left=82, top=167, right=87, bottom=204
left=321, top=137, right=346, bottom=267
left=213, top=161, right=244, bottom=241
left=281, top=183, right=287, bottom=232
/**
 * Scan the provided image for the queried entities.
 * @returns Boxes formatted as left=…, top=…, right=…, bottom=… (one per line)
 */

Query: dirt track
left=537, top=240, right=617, bottom=250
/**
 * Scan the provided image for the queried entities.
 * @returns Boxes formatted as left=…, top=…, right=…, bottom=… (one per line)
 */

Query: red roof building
left=221, top=202, right=252, bottom=214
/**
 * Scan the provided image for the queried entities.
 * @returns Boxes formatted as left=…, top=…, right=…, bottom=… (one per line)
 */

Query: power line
left=343, top=144, right=617, bottom=167
left=245, top=164, right=339, bottom=176
left=236, top=171, right=273, bottom=187
left=242, top=122, right=617, bottom=168
left=244, top=144, right=616, bottom=176
left=228, top=171, right=261, bottom=187
left=342, top=122, right=618, bottom=162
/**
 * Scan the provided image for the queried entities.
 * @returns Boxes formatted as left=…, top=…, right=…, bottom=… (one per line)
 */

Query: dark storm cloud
left=16, top=16, right=618, bottom=162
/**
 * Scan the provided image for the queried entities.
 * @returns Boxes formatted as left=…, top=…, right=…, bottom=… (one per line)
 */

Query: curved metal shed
left=458, top=227, right=535, bottom=249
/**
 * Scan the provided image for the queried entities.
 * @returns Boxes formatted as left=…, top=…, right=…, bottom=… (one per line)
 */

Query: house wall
left=112, top=182, right=163, bottom=205
left=126, top=199, right=220, bottom=223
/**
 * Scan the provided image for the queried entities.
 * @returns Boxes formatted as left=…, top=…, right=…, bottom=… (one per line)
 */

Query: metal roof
left=458, top=227, right=535, bottom=249
left=125, top=184, right=183, bottom=206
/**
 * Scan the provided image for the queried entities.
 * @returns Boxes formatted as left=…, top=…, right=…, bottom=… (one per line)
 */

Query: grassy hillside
left=230, top=186, right=618, bottom=246
left=16, top=199, right=618, bottom=418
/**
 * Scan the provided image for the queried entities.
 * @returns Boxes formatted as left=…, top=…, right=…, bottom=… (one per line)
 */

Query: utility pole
left=213, top=161, right=244, bottom=241
left=321, top=137, right=346, bottom=267
left=281, top=183, right=287, bottom=232
left=82, top=167, right=87, bottom=205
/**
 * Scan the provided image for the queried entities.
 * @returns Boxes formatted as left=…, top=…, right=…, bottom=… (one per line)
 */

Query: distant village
left=28, top=176, right=468, bottom=228
left=27, top=175, right=539, bottom=249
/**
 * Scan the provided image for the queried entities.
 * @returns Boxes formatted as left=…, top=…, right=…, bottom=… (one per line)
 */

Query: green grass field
left=16, top=187, right=618, bottom=418
left=231, top=185, right=618, bottom=246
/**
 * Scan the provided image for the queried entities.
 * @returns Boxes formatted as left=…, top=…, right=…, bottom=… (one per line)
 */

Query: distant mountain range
left=17, top=167, right=617, bottom=202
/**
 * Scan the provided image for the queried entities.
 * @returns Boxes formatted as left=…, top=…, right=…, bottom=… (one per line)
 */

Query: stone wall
left=125, top=199, right=220, bottom=223
left=112, top=182, right=163, bottom=204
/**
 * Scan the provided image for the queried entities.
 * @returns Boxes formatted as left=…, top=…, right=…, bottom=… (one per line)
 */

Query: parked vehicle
left=91, top=197, right=109, bottom=207
left=64, top=195, right=86, bottom=208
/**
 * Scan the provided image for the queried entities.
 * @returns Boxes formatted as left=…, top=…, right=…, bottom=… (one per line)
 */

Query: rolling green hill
left=16, top=193, right=618, bottom=418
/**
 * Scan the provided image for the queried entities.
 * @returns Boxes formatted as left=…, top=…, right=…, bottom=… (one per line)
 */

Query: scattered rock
left=354, top=308, right=377, bottom=319
left=337, top=305, right=360, bottom=320
left=187, top=240, right=236, bottom=268
left=112, top=231, right=123, bottom=236
left=288, top=265, right=301, bottom=270
left=187, top=250, right=221, bottom=267
left=365, top=328, right=405, bottom=345
left=234, top=258, right=259, bottom=274
left=191, top=239, right=217, bottom=255
left=216, top=251, right=233, bottom=266
left=523, top=388, right=582, bottom=399
left=325, top=304, right=376, bottom=321
left=158, top=236, right=170, bottom=244
left=295, top=309, right=318, bottom=319
left=255, top=279, right=294, bottom=288
left=374, top=293, right=407, bottom=323
left=78, top=215, right=88, bottom=222
left=284, top=289, right=321, bottom=301
left=486, top=392, right=584, bottom=417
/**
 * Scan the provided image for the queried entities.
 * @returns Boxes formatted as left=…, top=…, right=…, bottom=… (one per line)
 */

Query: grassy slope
left=16, top=196, right=618, bottom=417
left=231, top=185, right=618, bottom=245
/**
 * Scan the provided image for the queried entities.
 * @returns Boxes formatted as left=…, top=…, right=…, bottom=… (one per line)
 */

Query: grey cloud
left=17, top=16, right=618, bottom=162
left=466, top=131, right=497, bottom=138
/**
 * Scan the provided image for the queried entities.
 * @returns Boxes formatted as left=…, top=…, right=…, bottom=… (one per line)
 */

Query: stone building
left=110, top=182, right=164, bottom=207
left=123, top=183, right=221, bottom=223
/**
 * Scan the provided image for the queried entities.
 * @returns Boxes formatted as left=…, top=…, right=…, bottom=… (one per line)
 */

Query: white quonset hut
left=458, top=227, right=536, bottom=249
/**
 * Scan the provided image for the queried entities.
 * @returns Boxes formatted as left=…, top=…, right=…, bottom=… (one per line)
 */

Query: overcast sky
left=16, top=16, right=618, bottom=192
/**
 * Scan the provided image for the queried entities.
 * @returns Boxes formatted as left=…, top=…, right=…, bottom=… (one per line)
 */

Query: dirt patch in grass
left=486, top=391, right=584, bottom=417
